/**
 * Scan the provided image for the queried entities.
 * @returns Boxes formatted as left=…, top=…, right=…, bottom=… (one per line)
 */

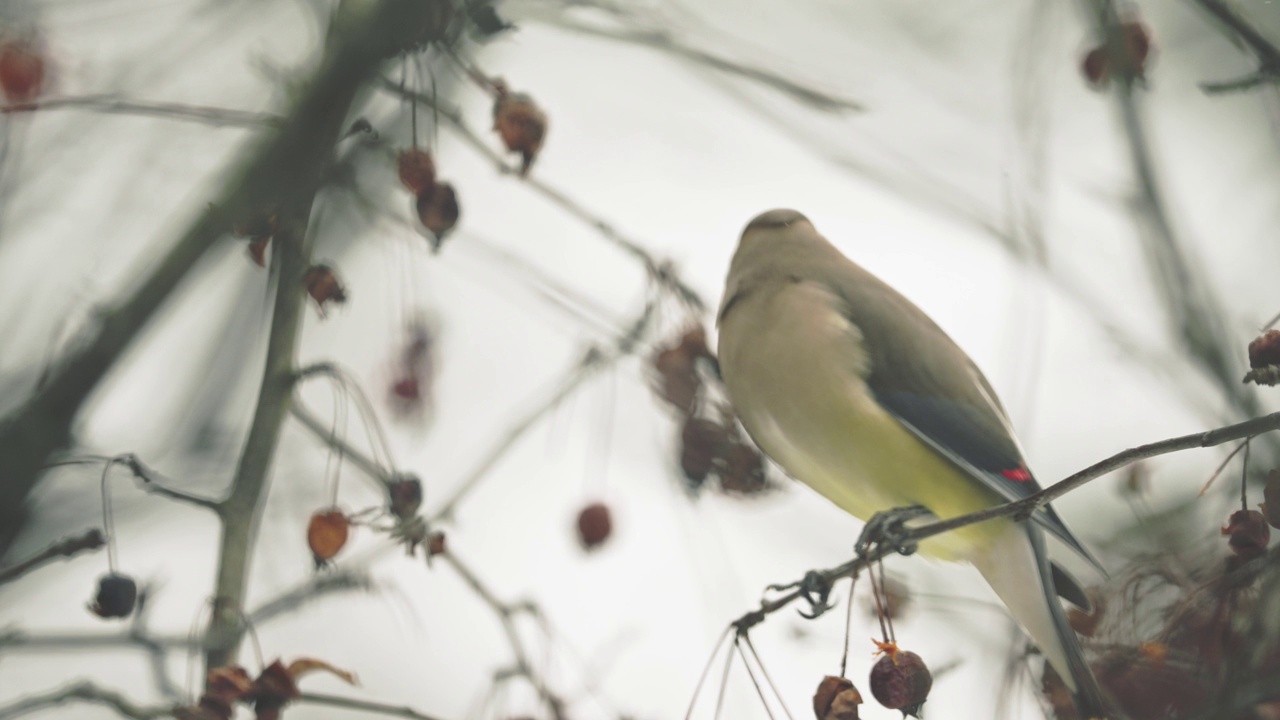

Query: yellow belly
left=719, top=282, right=1010, bottom=561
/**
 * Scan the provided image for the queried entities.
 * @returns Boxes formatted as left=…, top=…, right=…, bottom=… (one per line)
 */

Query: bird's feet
left=766, top=570, right=836, bottom=619
left=855, top=505, right=931, bottom=559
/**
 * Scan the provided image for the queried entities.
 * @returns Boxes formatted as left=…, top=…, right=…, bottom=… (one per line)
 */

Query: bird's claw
left=765, top=570, right=837, bottom=619
left=856, top=505, right=931, bottom=559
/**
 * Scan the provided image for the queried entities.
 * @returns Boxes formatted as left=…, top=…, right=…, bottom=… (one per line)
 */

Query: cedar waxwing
left=716, top=209, right=1107, bottom=717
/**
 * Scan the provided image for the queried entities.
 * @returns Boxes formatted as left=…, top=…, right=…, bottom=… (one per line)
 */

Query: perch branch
left=734, top=409, right=1280, bottom=630
left=0, top=529, right=104, bottom=585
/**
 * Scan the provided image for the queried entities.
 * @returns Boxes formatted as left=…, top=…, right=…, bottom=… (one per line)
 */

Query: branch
left=528, top=12, right=864, bottom=114
left=1079, top=0, right=1258, bottom=423
left=0, top=529, right=103, bottom=585
left=734, top=409, right=1280, bottom=630
left=0, top=0, right=437, bottom=556
left=429, top=300, right=656, bottom=522
left=1191, top=0, right=1280, bottom=93
left=298, top=692, right=450, bottom=720
left=0, top=681, right=174, bottom=720
left=383, top=80, right=706, bottom=312
left=42, top=454, right=219, bottom=511
left=0, top=94, right=280, bottom=128
left=440, top=552, right=567, bottom=719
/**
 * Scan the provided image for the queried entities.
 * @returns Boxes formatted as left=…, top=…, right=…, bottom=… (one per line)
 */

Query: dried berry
left=1264, top=469, right=1280, bottom=530
left=307, top=509, right=350, bottom=566
left=427, top=531, right=447, bottom=557
left=678, top=325, right=712, bottom=361
left=813, top=675, right=862, bottom=720
left=303, top=264, right=347, bottom=315
left=576, top=501, right=612, bottom=550
left=680, top=416, right=728, bottom=483
left=1221, top=509, right=1269, bottom=560
left=1080, top=20, right=1153, bottom=88
left=89, top=573, right=138, bottom=619
left=415, top=183, right=460, bottom=251
left=388, top=475, right=423, bottom=520
left=492, top=89, right=547, bottom=175
left=0, top=39, right=45, bottom=103
left=720, top=442, right=768, bottom=495
left=1248, top=330, right=1280, bottom=369
left=654, top=346, right=701, bottom=413
left=397, top=148, right=436, bottom=195
left=1082, top=47, right=1109, bottom=87
left=869, top=646, right=931, bottom=718
left=392, top=376, right=420, bottom=400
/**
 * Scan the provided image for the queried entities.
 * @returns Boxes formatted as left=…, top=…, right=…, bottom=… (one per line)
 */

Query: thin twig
left=0, top=94, right=280, bottom=128
left=1191, top=0, right=1280, bottom=93
left=440, top=551, right=567, bottom=719
left=382, top=80, right=706, bottom=311
left=429, top=300, right=656, bottom=522
left=298, top=692, right=449, bottom=720
left=0, top=681, right=174, bottom=720
left=43, top=454, right=220, bottom=511
left=522, top=4, right=864, bottom=113
left=0, top=529, right=104, bottom=585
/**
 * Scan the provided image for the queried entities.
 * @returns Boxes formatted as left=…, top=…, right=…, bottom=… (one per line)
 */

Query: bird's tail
left=970, top=523, right=1108, bottom=719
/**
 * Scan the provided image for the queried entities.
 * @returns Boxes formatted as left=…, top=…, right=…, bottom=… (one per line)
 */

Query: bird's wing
left=823, top=271, right=1102, bottom=571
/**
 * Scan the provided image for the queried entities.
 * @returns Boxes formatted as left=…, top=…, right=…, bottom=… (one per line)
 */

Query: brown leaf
left=813, top=675, right=862, bottom=720
left=285, top=657, right=359, bottom=686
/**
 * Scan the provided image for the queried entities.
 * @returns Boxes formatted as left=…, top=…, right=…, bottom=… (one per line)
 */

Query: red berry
left=0, top=40, right=45, bottom=103
left=307, top=509, right=350, bottom=566
left=576, top=502, right=612, bottom=550
left=397, top=148, right=436, bottom=195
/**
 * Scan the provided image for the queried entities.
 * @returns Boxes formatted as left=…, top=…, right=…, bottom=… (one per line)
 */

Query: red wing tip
left=1001, top=467, right=1033, bottom=482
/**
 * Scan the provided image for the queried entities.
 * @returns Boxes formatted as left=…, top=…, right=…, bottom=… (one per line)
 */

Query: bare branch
left=0, top=0, right=442, bottom=556
left=734, top=409, right=1280, bottom=630
left=1079, top=0, right=1258, bottom=423
left=1191, top=0, right=1280, bottom=93
left=0, top=681, right=174, bottom=720
left=247, top=568, right=373, bottom=625
left=529, top=13, right=864, bottom=113
left=0, top=94, right=280, bottom=128
left=298, top=692, right=450, bottom=720
left=383, top=80, right=707, bottom=312
left=430, top=300, right=656, bottom=522
left=0, top=529, right=103, bottom=585
left=440, top=551, right=568, bottom=719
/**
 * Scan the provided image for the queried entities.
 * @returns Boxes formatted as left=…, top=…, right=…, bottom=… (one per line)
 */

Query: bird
left=715, top=208, right=1107, bottom=717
